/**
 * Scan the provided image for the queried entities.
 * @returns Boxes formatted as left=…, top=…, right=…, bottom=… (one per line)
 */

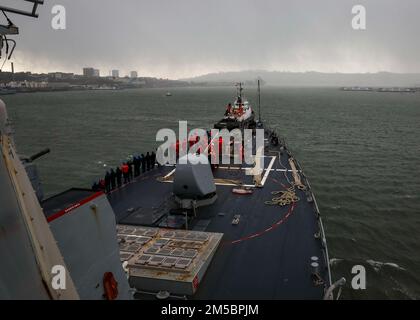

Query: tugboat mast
left=236, top=82, right=243, bottom=100
left=257, top=79, right=262, bottom=122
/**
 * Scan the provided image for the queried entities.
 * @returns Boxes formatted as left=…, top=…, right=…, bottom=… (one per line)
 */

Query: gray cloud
left=3, top=0, right=420, bottom=78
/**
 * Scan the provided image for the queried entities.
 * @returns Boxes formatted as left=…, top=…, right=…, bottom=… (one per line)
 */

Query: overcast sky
left=2, top=0, right=419, bottom=79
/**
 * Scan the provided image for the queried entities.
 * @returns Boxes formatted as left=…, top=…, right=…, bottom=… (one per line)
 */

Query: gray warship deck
left=107, top=130, right=331, bottom=299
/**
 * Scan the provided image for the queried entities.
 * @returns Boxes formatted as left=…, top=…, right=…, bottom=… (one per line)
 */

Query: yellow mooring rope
left=265, top=185, right=300, bottom=206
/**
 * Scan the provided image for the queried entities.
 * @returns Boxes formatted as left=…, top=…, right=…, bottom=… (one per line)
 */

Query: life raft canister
left=103, top=272, right=119, bottom=300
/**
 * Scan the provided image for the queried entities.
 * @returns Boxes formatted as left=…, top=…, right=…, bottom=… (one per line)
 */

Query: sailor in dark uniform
left=151, top=151, right=156, bottom=169
left=110, top=168, right=116, bottom=190
left=141, top=154, right=146, bottom=173
left=116, top=166, right=122, bottom=187
left=91, top=181, right=99, bottom=191
left=134, top=156, right=140, bottom=177
left=104, top=171, right=111, bottom=193
left=128, top=160, right=133, bottom=181
left=145, top=152, right=151, bottom=171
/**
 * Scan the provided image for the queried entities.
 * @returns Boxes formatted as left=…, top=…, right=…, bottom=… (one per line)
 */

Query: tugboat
left=0, top=2, right=345, bottom=300
left=214, top=82, right=256, bottom=130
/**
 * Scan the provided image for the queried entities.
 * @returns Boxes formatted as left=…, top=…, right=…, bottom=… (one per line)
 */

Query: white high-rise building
left=111, top=70, right=119, bottom=78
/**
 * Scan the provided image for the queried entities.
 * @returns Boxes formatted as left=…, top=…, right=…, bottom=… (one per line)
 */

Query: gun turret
left=29, top=148, right=50, bottom=162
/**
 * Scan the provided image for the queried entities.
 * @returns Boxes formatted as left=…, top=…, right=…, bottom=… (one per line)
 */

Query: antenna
left=236, top=82, right=243, bottom=99
left=0, top=1, right=43, bottom=71
left=257, top=79, right=261, bottom=122
left=0, top=1, right=44, bottom=36
left=0, top=0, right=44, bottom=19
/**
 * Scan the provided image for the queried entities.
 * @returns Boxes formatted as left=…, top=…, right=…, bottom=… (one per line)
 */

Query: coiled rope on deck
left=265, top=185, right=300, bottom=206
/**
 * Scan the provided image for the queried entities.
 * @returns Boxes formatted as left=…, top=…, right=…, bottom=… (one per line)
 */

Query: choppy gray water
left=3, top=87, right=420, bottom=299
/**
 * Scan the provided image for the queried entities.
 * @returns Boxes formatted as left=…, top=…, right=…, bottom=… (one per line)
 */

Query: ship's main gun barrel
left=29, top=148, right=50, bottom=162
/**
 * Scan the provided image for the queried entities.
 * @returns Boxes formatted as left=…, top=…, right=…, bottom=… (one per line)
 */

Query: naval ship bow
left=102, top=83, right=343, bottom=299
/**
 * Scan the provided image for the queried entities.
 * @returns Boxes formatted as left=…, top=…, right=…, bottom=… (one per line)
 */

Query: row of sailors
left=92, top=151, right=156, bottom=193
left=92, top=135, right=244, bottom=192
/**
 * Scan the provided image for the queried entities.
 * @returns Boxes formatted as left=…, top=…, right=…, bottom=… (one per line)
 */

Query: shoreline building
left=111, top=70, right=120, bottom=78
left=83, top=68, right=100, bottom=77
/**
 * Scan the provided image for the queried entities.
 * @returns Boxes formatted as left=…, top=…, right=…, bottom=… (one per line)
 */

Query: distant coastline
left=182, top=70, right=420, bottom=87
left=2, top=70, right=420, bottom=94
left=0, top=71, right=196, bottom=94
